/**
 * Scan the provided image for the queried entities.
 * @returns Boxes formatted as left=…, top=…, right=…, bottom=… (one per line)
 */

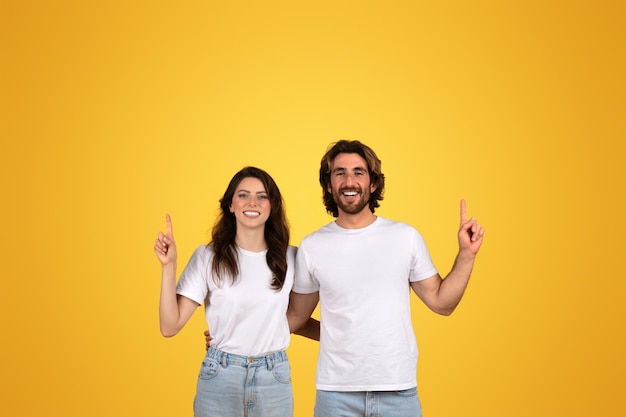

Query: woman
left=154, top=166, right=296, bottom=417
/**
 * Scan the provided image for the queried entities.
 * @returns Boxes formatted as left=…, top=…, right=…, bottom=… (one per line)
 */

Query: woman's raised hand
left=154, top=214, right=177, bottom=265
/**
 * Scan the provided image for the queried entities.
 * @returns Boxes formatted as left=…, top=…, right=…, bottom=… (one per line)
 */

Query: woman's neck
left=235, top=229, right=267, bottom=252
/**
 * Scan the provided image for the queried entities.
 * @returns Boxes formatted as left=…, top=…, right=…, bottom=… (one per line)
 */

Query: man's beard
left=332, top=186, right=371, bottom=215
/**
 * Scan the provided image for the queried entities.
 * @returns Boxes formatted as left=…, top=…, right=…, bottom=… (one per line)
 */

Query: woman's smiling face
left=229, top=176, right=271, bottom=230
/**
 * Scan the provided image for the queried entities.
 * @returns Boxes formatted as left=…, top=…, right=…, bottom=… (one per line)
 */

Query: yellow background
left=1, top=1, right=624, bottom=416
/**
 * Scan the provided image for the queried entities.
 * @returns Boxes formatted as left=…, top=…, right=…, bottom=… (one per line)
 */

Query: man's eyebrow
left=331, top=166, right=368, bottom=174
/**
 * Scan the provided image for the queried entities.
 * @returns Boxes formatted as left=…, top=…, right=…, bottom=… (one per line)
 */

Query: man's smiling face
left=328, top=152, right=376, bottom=216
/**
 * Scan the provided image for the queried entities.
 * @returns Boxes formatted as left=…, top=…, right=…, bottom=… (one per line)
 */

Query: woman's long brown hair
left=210, top=166, right=290, bottom=290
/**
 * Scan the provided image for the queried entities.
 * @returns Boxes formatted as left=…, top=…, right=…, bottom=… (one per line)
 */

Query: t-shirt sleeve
left=409, top=229, right=438, bottom=282
left=292, top=241, right=319, bottom=294
left=176, top=245, right=210, bottom=305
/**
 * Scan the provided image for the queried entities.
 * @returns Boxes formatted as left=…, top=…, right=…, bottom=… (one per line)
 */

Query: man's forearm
left=293, top=317, right=320, bottom=341
left=440, top=250, right=476, bottom=314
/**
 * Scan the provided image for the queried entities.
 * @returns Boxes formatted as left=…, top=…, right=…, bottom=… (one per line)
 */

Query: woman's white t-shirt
left=176, top=244, right=296, bottom=356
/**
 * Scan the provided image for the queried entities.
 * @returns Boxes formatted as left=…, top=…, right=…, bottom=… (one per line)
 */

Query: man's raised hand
left=458, top=200, right=485, bottom=255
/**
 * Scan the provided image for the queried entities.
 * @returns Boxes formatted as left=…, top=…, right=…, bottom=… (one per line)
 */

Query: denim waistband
left=207, top=346, right=288, bottom=370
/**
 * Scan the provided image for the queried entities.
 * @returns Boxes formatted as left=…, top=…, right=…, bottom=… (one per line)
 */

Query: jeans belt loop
left=221, top=352, right=228, bottom=368
left=266, top=354, right=274, bottom=371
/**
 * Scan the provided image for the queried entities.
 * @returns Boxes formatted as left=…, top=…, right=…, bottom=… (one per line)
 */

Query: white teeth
left=243, top=211, right=260, bottom=217
left=343, top=191, right=357, bottom=196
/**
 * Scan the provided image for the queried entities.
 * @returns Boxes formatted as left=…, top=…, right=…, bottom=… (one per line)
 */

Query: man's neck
left=335, top=210, right=377, bottom=229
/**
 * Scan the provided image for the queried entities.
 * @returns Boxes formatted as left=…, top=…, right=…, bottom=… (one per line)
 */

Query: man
left=287, top=140, right=485, bottom=417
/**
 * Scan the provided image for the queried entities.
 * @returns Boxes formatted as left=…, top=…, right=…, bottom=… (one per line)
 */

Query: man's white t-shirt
left=176, top=244, right=296, bottom=356
left=293, top=217, right=437, bottom=391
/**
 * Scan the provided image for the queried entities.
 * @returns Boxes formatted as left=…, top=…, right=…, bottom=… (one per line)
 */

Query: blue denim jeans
left=314, top=388, right=422, bottom=417
left=193, top=346, right=293, bottom=417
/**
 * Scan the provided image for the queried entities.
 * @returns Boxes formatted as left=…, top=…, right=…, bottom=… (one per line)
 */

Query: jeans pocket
left=272, top=361, right=292, bottom=384
left=198, top=357, right=221, bottom=380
